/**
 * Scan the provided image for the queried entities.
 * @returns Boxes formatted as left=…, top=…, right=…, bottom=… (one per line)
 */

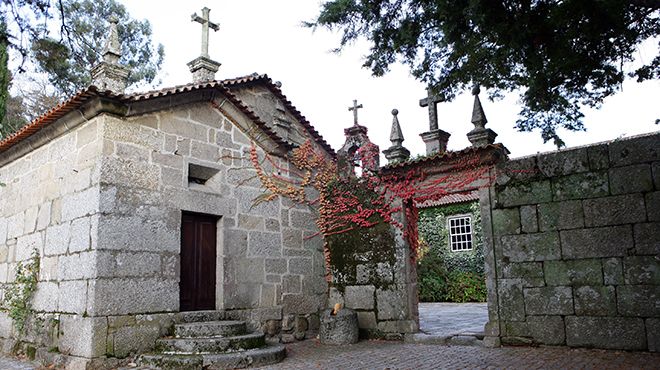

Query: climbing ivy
left=3, top=249, right=40, bottom=334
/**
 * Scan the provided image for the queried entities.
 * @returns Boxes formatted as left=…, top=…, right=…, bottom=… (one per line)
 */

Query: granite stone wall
left=0, top=116, right=105, bottom=367
left=483, top=132, right=659, bottom=351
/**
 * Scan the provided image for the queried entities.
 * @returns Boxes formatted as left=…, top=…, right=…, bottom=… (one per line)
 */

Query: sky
left=116, top=1, right=659, bottom=159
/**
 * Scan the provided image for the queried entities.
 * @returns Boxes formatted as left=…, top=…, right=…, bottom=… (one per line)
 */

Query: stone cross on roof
left=419, top=87, right=444, bottom=131
left=102, top=16, right=121, bottom=64
left=192, top=7, right=219, bottom=58
left=348, top=99, right=363, bottom=126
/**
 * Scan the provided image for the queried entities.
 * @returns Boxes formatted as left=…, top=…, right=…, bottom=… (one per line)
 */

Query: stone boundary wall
left=483, top=132, right=659, bottom=351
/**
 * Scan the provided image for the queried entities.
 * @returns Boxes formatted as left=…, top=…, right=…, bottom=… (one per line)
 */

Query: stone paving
left=257, top=339, right=660, bottom=370
left=418, top=302, right=488, bottom=336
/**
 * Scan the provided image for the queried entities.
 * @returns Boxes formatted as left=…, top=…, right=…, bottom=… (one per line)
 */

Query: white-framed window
left=447, top=214, right=473, bottom=252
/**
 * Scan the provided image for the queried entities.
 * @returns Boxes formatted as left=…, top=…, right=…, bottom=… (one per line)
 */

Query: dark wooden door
left=180, top=212, right=217, bottom=311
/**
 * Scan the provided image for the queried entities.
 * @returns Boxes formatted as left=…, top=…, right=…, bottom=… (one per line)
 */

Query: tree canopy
left=309, top=0, right=659, bottom=143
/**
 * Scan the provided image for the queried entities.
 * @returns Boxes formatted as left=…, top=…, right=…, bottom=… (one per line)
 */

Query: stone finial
left=337, top=124, right=379, bottom=178
left=348, top=99, right=363, bottom=126
left=188, top=7, right=221, bottom=82
left=383, top=109, right=410, bottom=163
left=91, top=16, right=130, bottom=94
left=419, top=86, right=450, bottom=155
left=467, top=84, right=497, bottom=147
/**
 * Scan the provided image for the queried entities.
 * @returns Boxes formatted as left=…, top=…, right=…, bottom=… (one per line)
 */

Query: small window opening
left=447, top=214, right=473, bottom=252
left=188, top=163, right=220, bottom=186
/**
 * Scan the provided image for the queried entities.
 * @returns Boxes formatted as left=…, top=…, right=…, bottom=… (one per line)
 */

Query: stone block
left=58, top=280, right=88, bottom=314
left=88, top=278, right=178, bottom=315
left=501, top=232, right=560, bottom=262
left=345, top=285, right=375, bottom=310
left=224, top=229, right=247, bottom=257
left=492, top=208, right=521, bottom=236
left=527, top=315, right=565, bottom=345
left=544, top=259, right=603, bottom=286
left=16, top=232, right=43, bottom=261
left=565, top=316, right=646, bottom=350
left=152, top=152, right=183, bottom=170
left=59, top=315, right=107, bottom=357
left=376, top=288, right=408, bottom=320
left=319, top=309, right=358, bottom=345
left=552, top=171, right=609, bottom=201
left=608, top=133, right=659, bottom=167
left=281, top=228, right=303, bottom=249
left=7, top=212, right=25, bottom=240
left=560, top=225, right=632, bottom=259
left=58, top=251, right=96, bottom=280
left=647, top=192, right=660, bottom=222
left=290, top=210, right=317, bottom=231
left=265, top=258, right=287, bottom=274
left=574, top=285, right=616, bottom=316
left=327, top=287, right=344, bottom=308
left=282, top=293, right=324, bottom=315
left=583, top=194, right=646, bottom=227
left=96, top=251, right=162, bottom=278
left=101, top=157, right=160, bottom=190
left=61, top=186, right=100, bottom=222
left=497, top=279, right=526, bottom=321
left=538, top=201, right=583, bottom=231
left=520, top=205, right=538, bottom=233
left=634, top=223, right=660, bottom=255
left=609, top=164, right=653, bottom=195
left=356, top=311, right=377, bottom=329
left=503, top=321, right=529, bottom=337
left=36, top=202, right=51, bottom=232
left=235, top=258, right=265, bottom=283
left=112, top=324, right=160, bottom=358
left=602, top=258, right=624, bottom=285
left=224, top=283, right=261, bottom=309
left=496, top=180, right=551, bottom=208
left=288, top=257, right=312, bottom=276
left=97, top=214, right=179, bottom=253
left=524, top=286, right=573, bottom=315
left=235, top=187, right=279, bottom=218
left=237, top=214, right=263, bottom=230
left=538, top=148, right=589, bottom=177
left=282, top=275, right=302, bottom=294
left=587, top=143, right=609, bottom=170
left=248, top=231, right=281, bottom=257
left=623, top=256, right=659, bottom=285
left=23, top=206, right=38, bottom=234
left=31, top=282, right=58, bottom=312
left=39, top=256, right=57, bottom=281
left=68, top=217, right=91, bottom=253
left=647, top=318, right=660, bottom=352
left=377, top=320, right=417, bottom=334
left=0, top=218, right=7, bottom=246
left=617, top=285, right=659, bottom=317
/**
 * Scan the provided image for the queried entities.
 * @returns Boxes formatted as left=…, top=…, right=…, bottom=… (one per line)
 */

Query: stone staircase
left=137, top=311, right=286, bottom=370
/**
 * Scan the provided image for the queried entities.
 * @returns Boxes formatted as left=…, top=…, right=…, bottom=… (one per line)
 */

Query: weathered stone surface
left=319, top=309, right=358, bottom=345
left=68, top=216, right=91, bottom=253
left=544, top=259, right=603, bottom=286
left=583, top=194, right=646, bottom=227
left=281, top=228, right=302, bottom=249
left=356, top=311, right=377, bottom=329
left=500, top=232, right=560, bottom=262
left=288, top=257, right=312, bottom=276
left=15, top=232, right=43, bottom=261
left=497, top=279, right=525, bottom=321
left=587, top=144, right=609, bottom=171
left=112, top=324, right=160, bottom=358
left=623, top=256, right=659, bottom=285
left=31, top=282, right=58, bottom=312
left=633, top=223, right=660, bottom=255
left=647, top=192, right=660, bottom=222
left=290, top=210, right=317, bottom=231
left=617, top=285, right=659, bottom=317
left=602, top=257, right=624, bottom=285
left=608, top=133, right=659, bottom=167
left=560, top=225, right=632, bottom=259
left=527, top=315, right=565, bottom=345
left=265, top=258, right=287, bottom=274
left=281, top=293, right=323, bottom=315
left=497, top=180, right=551, bottom=207
left=609, top=164, right=653, bottom=195
left=524, top=286, right=573, bottom=315
left=519, top=205, right=538, bottom=233
left=58, top=251, right=96, bottom=280
left=647, top=318, right=660, bottom=352
left=574, top=285, right=616, bottom=316
left=59, top=315, right=107, bottom=357
left=97, top=214, right=179, bottom=253
left=537, top=201, right=583, bottom=231
left=552, top=172, right=608, bottom=201
left=538, top=148, right=589, bottom=177
left=345, top=285, right=375, bottom=310
left=58, top=280, right=88, bottom=314
left=248, top=231, right=281, bottom=257
left=375, top=288, right=408, bottom=321
left=565, top=316, right=646, bottom=350
left=89, top=278, right=178, bottom=315
left=224, top=229, right=248, bottom=257
left=492, top=208, right=521, bottom=236
left=282, top=275, right=301, bottom=294
left=96, top=251, right=162, bottom=278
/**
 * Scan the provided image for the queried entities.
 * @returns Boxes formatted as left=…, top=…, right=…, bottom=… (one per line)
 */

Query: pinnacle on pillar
left=91, top=16, right=130, bottom=94
left=383, top=109, right=410, bottom=163
left=467, top=85, right=497, bottom=147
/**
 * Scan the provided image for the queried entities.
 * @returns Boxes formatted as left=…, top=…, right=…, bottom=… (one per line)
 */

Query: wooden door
left=180, top=212, right=217, bottom=311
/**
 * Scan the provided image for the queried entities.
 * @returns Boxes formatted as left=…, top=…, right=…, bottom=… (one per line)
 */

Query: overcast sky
left=119, top=0, right=659, bottom=159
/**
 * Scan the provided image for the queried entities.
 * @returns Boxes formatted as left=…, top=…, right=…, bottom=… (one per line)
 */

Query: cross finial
left=191, top=7, right=220, bottom=58
left=419, top=87, right=444, bottom=131
left=348, top=99, right=363, bottom=126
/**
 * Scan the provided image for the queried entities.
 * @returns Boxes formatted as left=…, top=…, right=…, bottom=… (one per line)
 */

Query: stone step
left=175, top=320, right=247, bottom=338
left=176, top=310, right=225, bottom=323
left=156, top=333, right=265, bottom=354
left=139, top=343, right=286, bottom=370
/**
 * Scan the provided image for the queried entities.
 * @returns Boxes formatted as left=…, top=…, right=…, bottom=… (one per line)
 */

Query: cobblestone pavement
left=0, top=356, right=38, bottom=370
left=256, top=339, right=660, bottom=370
left=418, top=302, right=488, bottom=336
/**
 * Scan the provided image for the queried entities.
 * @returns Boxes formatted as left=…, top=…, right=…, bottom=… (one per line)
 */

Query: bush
left=445, top=271, right=487, bottom=303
